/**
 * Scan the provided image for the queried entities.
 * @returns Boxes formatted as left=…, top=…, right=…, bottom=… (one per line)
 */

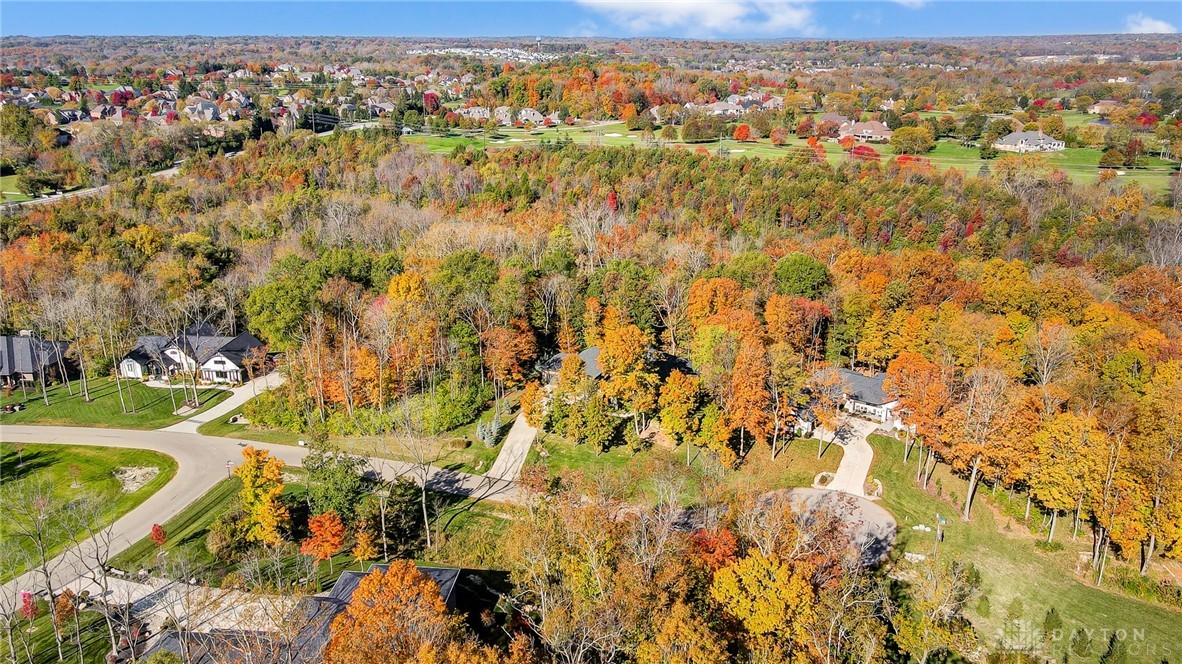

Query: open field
left=403, top=121, right=1177, bottom=191
left=0, top=443, right=177, bottom=582
left=1, top=379, right=230, bottom=430
left=0, top=173, right=34, bottom=202
left=868, top=434, right=1182, bottom=662
left=525, top=432, right=841, bottom=506
left=197, top=398, right=509, bottom=475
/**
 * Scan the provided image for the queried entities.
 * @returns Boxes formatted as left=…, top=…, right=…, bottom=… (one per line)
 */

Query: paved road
left=0, top=425, right=517, bottom=601
left=816, top=418, right=880, bottom=498
left=4, top=165, right=178, bottom=208
left=159, top=373, right=286, bottom=434
left=486, top=412, right=537, bottom=481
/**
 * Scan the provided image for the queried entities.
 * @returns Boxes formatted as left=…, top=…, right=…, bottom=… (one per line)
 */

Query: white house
left=993, top=130, right=1065, bottom=153
left=837, top=369, right=900, bottom=425
left=120, top=325, right=267, bottom=385
left=517, top=107, right=545, bottom=124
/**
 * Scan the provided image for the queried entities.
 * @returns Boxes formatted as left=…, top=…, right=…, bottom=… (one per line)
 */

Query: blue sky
left=2, top=1, right=1179, bottom=39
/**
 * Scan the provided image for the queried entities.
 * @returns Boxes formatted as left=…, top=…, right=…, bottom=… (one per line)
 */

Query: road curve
left=0, top=425, right=517, bottom=600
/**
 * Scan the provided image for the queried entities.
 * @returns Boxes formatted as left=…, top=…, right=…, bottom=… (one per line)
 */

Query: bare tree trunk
left=962, top=455, right=982, bottom=521
left=1141, top=534, right=1156, bottom=575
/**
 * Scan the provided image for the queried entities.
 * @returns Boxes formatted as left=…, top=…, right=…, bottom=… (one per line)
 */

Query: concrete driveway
left=815, top=417, right=880, bottom=498
left=486, top=413, right=537, bottom=481
left=783, top=488, right=897, bottom=566
left=160, top=372, right=286, bottom=434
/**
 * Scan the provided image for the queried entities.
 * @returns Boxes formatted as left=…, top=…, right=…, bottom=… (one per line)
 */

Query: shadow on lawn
left=0, top=446, right=57, bottom=482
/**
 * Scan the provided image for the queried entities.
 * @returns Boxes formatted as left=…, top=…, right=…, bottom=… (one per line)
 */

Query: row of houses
left=455, top=105, right=566, bottom=126
left=0, top=325, right=268, bottom=389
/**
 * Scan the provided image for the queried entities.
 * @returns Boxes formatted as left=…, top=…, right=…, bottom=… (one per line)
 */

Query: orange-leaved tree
left=659, top=369, right=702, bottom=465
left=301, top=509, right=345, bottom=574
left=482, top=317, right=537, bottom=411
left=727, top=336, right=770, bottom=458
left=885, top=352, right=953, bottom=471
left=325, top=561, right=473, bottom=664
left=686, top=277, right=744, bottom=331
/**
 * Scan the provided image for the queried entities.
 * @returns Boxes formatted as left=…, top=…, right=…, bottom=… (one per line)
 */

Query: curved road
left=0, top=424, right=516, bottom=600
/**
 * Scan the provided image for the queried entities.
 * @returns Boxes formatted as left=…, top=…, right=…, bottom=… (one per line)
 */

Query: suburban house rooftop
left=837, top=368, right=891, bottom=406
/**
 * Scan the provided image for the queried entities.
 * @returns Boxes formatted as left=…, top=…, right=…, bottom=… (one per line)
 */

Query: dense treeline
left=2, top=129, right=1180, bottom=660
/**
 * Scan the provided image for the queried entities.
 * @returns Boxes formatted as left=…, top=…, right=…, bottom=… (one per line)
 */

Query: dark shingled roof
left=540, top=346, right=603, bottom=379
left=288, top=564, right=462, bottom=662
left=0, top=335, right=69, bottom=378
left=123, top=330, right=265, bottom=371
left=145, top=564, right=464, bottom=664
left=838, top=368, right=891, bottom=406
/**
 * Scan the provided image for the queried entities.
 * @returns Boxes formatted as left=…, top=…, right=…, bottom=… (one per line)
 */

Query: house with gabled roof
left=993, top=130, right=1064, bottom=153
left=119, top=324, right=267, bottom=384
left=837, top=368, right=899, bottom=424
left=839, top=120, right=893, bottom=143
left=0, top=332, right=72, bottom=387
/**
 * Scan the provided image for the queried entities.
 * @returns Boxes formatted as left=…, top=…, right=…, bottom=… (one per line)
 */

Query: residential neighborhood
left=2, top=20, right=1181, bottom=664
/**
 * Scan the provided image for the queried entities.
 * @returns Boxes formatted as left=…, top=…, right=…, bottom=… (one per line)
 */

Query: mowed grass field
left=524, top=430, right=841, bottom=506
left=0, top=443, right=177, bottom=582
left=1, top=378, right=231, bottom=430
left=867, top=434, right=1182, bottom=662
left=197, top=397, right=510, bottom=475
left=404, top=119, right=1177, bottom=191
left=0, top=173, right=33, bottom=202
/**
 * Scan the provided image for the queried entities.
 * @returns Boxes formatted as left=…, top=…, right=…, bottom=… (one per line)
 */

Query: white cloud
left=891, top=0, right=928, bottom=8
left=1125, top=12, right=1177, bottom=34
left=574, top=0, right=819, bottom=37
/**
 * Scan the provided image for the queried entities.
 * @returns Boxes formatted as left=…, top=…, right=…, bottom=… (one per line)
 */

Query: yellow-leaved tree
left=236, top=446, right=289, bottom=546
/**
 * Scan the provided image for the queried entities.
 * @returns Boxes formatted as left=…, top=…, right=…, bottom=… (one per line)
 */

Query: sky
left=1, top=0, right=1179, bottom=40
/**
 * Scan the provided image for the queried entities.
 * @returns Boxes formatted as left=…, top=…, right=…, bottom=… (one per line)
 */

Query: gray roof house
left=837, top=368, right=899, bottom=424
left=145, top=564, right=475, bottom=664
left=994, top=130, right=1065, bottom=153
left=0, top=333, right=71, bottom=386
left=119, top=324, right=266, bottom=384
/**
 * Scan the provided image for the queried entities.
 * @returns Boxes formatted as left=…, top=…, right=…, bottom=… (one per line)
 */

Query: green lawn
left=10, top=600, right=112, bottom=664
left=525, top=431, right=841, bottom=506
left=867, top=434, right=1182, bottom=662
left=0, top=173, right=34, bottom=202
left=0, top=443, right=177, bottom=582
left=1, top=378, right=231, bottom=430
left=112, top=470, right=513, bottom=588
left=198, top=399, right=507, bottom=475
left=406, top=122, right=1177, bottom=192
